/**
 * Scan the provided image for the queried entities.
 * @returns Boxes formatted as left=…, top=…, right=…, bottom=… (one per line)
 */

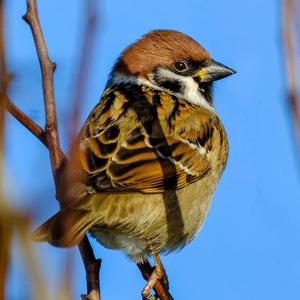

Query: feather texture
left=78, top=84, right=225, bottom=194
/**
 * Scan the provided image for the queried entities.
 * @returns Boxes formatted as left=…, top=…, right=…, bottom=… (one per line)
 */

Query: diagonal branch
left=3, top=94, right=47, bottom=146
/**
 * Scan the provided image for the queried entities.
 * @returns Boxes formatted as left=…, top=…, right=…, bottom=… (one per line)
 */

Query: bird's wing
left=32, top=86, right=215, bottom=247
left=77, top=86, right=212, bottom=194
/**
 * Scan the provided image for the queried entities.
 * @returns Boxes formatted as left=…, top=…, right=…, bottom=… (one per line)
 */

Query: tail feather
left=32, top=207, right=95, bottom=248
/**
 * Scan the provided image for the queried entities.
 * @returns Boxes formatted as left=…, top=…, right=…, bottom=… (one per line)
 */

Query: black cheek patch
left=154, top=74, right=183, bottom=94
left=160, top=80, right=182, bottom=93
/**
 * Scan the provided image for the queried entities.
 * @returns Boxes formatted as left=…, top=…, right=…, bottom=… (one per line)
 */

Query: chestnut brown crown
left=113, top=29, right=211, bottom=77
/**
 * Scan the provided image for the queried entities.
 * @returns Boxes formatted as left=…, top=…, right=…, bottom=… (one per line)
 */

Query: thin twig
left=21, top=0, right=101, bottom=298
left=23, top=0, right=64, bottom=187
left=2, top=93, right=48, bottom=146
left=79, top=236, right=102, bottom=300
left=283, top=0, right=300, bottom=153
left=69, top=0, right=98, bottom=143
left=138, top=260, right=174, bottom=300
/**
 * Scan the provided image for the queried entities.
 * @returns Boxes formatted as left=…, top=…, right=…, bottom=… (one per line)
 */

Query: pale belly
left=90, top=174, right=218, bottom=263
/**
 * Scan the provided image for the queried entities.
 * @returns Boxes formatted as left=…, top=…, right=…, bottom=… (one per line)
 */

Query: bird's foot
left=142, top=267, right=160, bottom=299
left=141, top=253, right=169, bottom=299
left=153, top=252, right=169, bottom=290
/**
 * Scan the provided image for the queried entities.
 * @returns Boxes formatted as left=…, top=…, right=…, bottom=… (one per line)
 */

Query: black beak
left=197, top=59, right=236, bottom=82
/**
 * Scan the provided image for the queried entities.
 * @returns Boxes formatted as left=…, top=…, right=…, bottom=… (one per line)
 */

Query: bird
left=33, top=29, right=235, bottom=299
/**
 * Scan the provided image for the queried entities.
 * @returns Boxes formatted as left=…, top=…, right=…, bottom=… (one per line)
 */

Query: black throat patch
left=198, top=82, right=213, bottom=104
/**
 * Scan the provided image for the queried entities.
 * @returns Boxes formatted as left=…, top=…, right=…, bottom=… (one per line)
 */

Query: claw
left=141, top=253, right=169, bottom=299
left=142, top=267, right=160, bottom=298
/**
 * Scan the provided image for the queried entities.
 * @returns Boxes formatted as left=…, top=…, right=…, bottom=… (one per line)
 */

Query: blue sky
left=4, top=0, right=300, bottom=299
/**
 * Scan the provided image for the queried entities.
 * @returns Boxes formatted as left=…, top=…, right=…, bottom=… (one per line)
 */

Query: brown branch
left=79, top=236, right=102, bottom=300
left=138, top=260, right=174, bottom=300
left=23, top=0, right=63, bottom=187
left=283, top=0, right=300, bottom=154
left=2, top=94, right=47, bottom=146
left=69, top=0, right=99, bottom=143
left=20, top=0, right=101, bottom=299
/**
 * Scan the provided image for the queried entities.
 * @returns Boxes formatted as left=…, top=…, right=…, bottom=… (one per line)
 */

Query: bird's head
left=110, top=30, right=235, bottom=109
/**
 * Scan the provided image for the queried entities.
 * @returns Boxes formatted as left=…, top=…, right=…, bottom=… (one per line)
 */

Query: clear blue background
left=4, top=0, right=300, bottom=299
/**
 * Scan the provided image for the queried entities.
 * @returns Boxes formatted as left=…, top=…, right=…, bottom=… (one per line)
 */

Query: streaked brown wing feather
left=78, top=86, right=212, bottom=194
left=80, top=128, right=211, bottom=193
left=112, top=136, right=210, bottom=193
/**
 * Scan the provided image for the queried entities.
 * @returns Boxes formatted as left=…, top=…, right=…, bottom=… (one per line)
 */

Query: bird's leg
left=153, top=252, right=169, bottom=290
left=141, top=252, right=169, bottom=299
left=141, top=267, right=160, bottom=299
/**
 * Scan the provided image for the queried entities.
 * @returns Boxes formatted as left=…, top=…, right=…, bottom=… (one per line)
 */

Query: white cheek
left=153, top=68, right=213, bottom=111
left=181, top=76, right=208, bottom=107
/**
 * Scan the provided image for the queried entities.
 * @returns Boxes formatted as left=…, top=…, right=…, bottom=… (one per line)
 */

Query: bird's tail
left=32, top=207, right=96, bottom=247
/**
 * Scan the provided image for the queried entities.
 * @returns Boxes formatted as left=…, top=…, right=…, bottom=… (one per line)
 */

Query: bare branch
left=23, top=0, right=64, bottom=186
left=79, top=236, right=102, bottom=300
left=3, top=93, right=47, bottom=146
left=283, top=0, right=300, bottom=153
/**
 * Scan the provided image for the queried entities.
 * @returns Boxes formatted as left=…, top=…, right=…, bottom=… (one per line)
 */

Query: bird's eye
left=174, top=61, right=189, bottom=72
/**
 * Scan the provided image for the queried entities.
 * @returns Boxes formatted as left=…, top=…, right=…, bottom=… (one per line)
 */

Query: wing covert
left=77, top=86, right=213, bottom=194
